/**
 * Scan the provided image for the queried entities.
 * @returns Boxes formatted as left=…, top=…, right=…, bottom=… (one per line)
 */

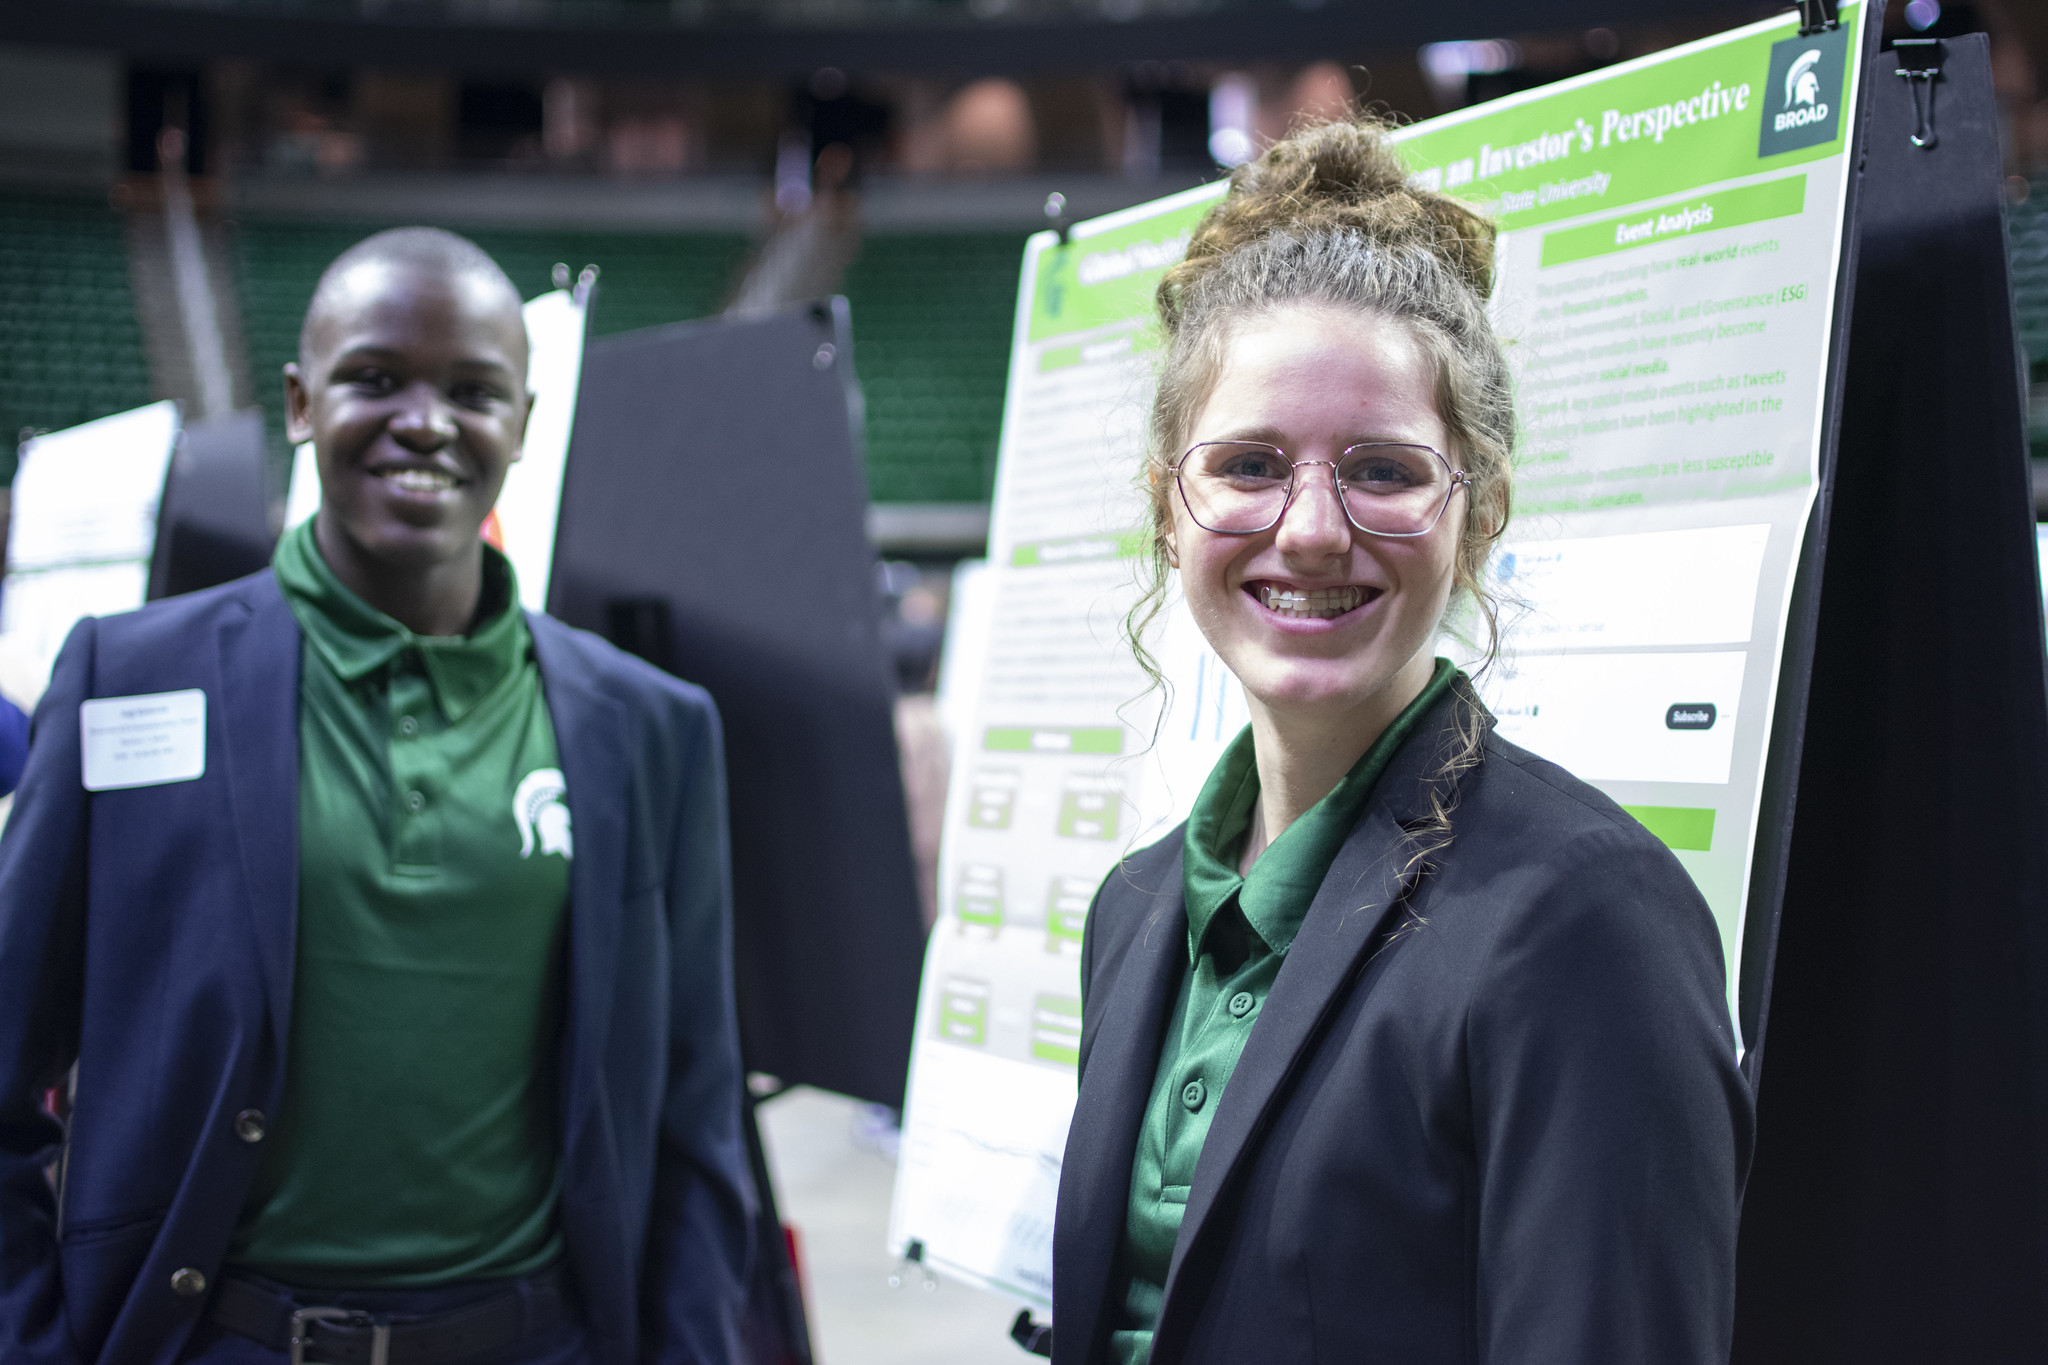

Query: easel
left=1733, top=26, right=2048, bottom=1360
left=553, top=300, right=931, bottom=1365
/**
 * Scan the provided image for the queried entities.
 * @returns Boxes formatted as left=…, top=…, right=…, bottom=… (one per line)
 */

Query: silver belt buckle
left=289, top=1306, right=390, bottom=1365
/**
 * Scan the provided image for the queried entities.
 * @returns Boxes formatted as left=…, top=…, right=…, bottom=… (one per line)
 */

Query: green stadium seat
left=0, top=192, right=154, bottom=480
left=840, top=232, right=1025, bottom=506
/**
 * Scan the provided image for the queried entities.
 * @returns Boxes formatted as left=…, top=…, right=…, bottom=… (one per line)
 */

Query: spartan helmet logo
left=1785, top=49, right=1823, bottom=109
left=514, top=768, right=573, bottom=859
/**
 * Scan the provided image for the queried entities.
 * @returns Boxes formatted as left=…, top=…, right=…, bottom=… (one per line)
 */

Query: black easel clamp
left=1796, top=0, right=1837, bottom=36
left=1010, top=1310, right=1054, bottom=1357
left=1893, top=38, right=1944, bottom=150
left=1045, top=192, right=1072, bottom=246
left=887, top=1238, right=937, bottom=1291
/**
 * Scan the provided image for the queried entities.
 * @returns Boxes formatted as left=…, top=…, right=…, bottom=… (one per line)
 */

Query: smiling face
left=1170, top=302, right=1464, bottom=727
left=286, top=258, right=529, bottom=577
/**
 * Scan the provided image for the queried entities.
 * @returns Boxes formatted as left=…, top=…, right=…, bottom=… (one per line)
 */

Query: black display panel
left=549, top=299, right=923, bottom=1109
left=148, top=407, right=275, bottom=601
left=1732, top=35, right=2048, bottom=1361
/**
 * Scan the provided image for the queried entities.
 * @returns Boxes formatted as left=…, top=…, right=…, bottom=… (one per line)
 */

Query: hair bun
left=1160, top=117, right=1497, bottom=330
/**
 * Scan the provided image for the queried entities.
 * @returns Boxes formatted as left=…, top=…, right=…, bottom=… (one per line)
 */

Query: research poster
left=0, top=400, right=181, bottom=698
left=890, top=3, right=1866, bottom=1305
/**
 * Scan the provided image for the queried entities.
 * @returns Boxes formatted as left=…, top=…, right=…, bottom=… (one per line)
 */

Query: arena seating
left=838, top=231, right=1024, bottom=506
left=0, top=192, right=154, bottom=481
left=2009, top=177, right=2048, bottom=456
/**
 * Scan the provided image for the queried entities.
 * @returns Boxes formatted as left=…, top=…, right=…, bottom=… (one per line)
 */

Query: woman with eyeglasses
left=1048, top=120, right=1752, bottom=1365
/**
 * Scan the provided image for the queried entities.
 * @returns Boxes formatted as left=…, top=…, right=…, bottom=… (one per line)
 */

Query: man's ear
left=507, top=389, right=536, bottom=464
left=284, top=363, right=313, bottom=445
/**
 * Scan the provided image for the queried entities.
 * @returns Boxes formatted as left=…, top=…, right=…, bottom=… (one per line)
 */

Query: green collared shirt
left=228, top=520, right=571, bottom=1288
left=1109, top=659, right=1459, bottom=1365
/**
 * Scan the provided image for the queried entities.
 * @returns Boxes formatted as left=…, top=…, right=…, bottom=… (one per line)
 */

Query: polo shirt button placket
left=404, top=790, right=426, bottom=815
left=1228, top=991, right=1256, bottom=1019
left=1181, top=1078, right=1206, bottom=1112
left=396, top=715, right=419, bottom=739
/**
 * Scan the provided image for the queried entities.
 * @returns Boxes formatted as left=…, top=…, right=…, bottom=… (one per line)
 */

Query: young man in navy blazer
left=0, top=229, right=753, bottom=1364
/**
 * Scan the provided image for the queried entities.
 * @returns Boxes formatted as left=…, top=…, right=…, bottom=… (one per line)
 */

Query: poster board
left=0, top=400, right=180, bottom=700
left=283, top=286, right=587, bottom=613
left=547, top=299, right=926, bottom=1110
left=890, top=1, right=1869, bottom=1306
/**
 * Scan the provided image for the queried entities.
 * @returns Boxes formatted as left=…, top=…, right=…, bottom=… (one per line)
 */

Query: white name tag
left=80, top=689, right=206, bottom=791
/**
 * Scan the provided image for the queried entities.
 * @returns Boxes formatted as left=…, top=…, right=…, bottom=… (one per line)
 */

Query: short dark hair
left=299, top=226, right=522, bottom=365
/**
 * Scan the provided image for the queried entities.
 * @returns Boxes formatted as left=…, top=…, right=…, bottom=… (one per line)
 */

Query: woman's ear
left=1157, top=482, right=1183, bottom=569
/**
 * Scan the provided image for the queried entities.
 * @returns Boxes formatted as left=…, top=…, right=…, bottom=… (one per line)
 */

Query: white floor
left=755, top=1087, right=1031, bottom=1365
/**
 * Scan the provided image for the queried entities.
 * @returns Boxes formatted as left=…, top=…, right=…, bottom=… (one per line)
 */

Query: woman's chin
left=1233, top=642, right=1440, bottom=722
left=1238, top=663, right=1387, bottom=719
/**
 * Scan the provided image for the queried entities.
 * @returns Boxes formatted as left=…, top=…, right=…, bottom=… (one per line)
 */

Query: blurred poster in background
left=0, top=400, right=180, bottom=699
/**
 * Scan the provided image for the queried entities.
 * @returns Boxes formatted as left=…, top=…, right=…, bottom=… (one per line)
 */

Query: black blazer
left=1053, top=684, right=1753, bottom=1365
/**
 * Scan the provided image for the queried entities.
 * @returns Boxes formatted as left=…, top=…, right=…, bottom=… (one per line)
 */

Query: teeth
left=383, top=468, right=456, bottom=493
left=1258, top=584, right=1365, bottom=619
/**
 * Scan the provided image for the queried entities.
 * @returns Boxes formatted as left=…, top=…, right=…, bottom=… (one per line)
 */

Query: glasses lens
left=1336, top=444, right=1452, bottom=535
left=1179, top=442, right=1292, bottom=532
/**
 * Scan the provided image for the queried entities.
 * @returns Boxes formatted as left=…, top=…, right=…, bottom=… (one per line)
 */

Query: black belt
left=209, top=1270, right=565, bottom=1365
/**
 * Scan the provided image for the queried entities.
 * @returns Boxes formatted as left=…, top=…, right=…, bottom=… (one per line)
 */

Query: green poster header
left=1390, top=4, right=1860, bottom=237
left=1540, top=172, right=1807, bottom=266
left=1025, top=188, right=1223, bottom=344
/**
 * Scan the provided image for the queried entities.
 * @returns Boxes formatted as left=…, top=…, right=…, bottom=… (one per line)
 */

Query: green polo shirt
left=1108, top=659, right=1458, bottom=1365
left=228, top=520, right=571, bottom=1288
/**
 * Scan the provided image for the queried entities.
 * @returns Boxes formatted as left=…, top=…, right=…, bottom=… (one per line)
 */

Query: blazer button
left=170, top=1267, right=207, bottom=1297
left=1181, top=1078, right=1206, bottom=1112
left=234, top=1109, right=266, bottom=1144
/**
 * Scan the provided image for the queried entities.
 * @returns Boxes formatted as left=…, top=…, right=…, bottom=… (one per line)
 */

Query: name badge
left=80, top=689, right=206, bottom=791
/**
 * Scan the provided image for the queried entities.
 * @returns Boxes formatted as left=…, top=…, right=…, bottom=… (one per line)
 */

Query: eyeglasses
left=1168, top=441, right=1472, bottom=539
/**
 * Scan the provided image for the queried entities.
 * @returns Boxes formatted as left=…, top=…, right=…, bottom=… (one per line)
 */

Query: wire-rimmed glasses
left=1168, top=440, right=1472, bottom=538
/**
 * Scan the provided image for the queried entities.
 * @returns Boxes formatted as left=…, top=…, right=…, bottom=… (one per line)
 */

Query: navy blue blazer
left=1054, top=683, right=1754, bottom=1364
left=0, top=571, right=754, bottom=1364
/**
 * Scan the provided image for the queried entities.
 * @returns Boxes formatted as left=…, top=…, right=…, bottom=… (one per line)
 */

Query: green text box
left=1623, top=804, right=1717, bottom=852
left=983, top=726, right=1124, bottom=755
left=1056, top=787, right=1121, bottom=841
left=1540, top=173, right=1807, bottom=267
left=937, top=978, right=990, bottom=1046
left=1010, top=530, right=1147, bottom=566
left=1030, top=993, right=1083, bottom=1067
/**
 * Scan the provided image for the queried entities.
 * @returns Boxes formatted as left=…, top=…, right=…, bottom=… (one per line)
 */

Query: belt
left=209, top=1270, right=566, bottom=1365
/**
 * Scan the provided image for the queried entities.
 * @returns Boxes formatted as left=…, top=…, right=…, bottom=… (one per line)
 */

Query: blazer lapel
left=215, top=577, right=303, bottom=1057
left=1053, top=847, right=1188, bottom=1365
left=528, top=616, right=629, bottom=1132
left=1152, top=693, right=1473, bottom=1356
